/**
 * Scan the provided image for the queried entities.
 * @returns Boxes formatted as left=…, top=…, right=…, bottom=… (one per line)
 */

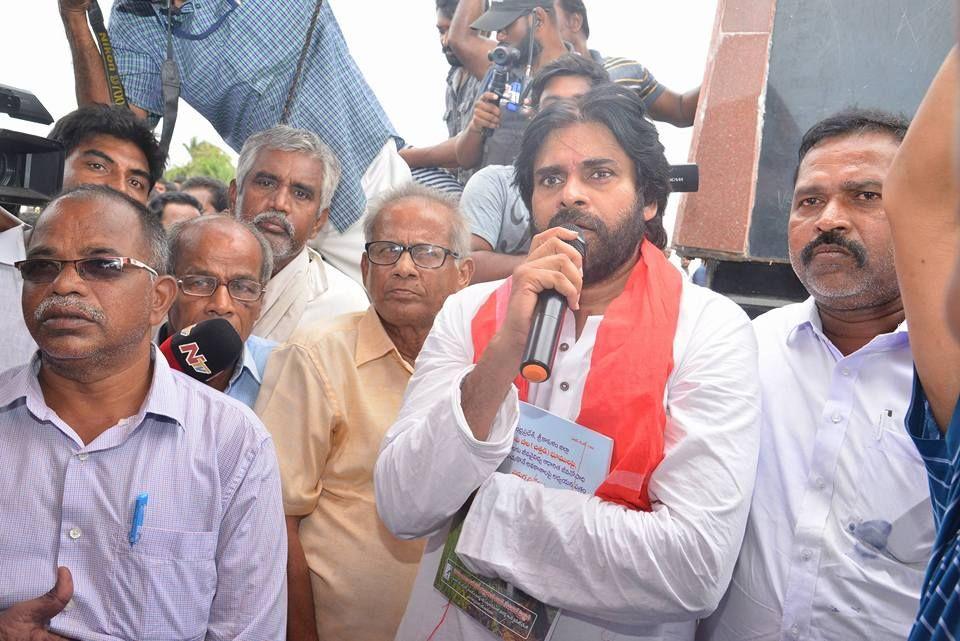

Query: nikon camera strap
left=86, top=2, right=128, bottom=107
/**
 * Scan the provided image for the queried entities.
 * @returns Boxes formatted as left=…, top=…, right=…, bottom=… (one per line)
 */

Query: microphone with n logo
left=159, top=318, right=243, bottom=382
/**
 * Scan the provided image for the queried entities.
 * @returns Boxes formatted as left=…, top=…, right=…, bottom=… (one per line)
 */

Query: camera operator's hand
left=469, top=92, right=503, bottom=135
left=0, top=567, right=75, bottom=641
left=58, top=0, right=92, bottom=15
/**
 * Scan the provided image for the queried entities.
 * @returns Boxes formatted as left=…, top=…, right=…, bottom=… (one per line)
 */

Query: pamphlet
left=433, top=401, right=614, bottom=641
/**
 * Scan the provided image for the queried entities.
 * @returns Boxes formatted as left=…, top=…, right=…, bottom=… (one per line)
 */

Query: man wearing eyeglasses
left=255, top=183, right=474, bottom=641
left=158, top=214, right=277, bottom=409
left=0, top=184, right=286, bottom=640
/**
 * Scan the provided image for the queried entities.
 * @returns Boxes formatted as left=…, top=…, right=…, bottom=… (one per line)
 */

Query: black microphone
left=669, top=164, right=699, bottom=193
left=159, top=317, right=243, bottom=382
left=520, top=225, right=587, bottom=383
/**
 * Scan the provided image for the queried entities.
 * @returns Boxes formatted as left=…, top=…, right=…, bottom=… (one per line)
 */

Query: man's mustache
left=34, top=295, right=106, bottom=324
left=253, top=211, right=296, bottom=239
left=800, top=230, right=868, bottom=268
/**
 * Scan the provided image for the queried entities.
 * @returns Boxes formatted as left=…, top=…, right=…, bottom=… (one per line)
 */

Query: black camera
left=488, top=45, right=521, bottom=68
left=0, top=85, right=64, bottom=212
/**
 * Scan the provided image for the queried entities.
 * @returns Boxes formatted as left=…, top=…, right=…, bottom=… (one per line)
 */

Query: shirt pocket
left=109, top=525, right=218, bottom=641
left=847, top=413, right=935, bottom=569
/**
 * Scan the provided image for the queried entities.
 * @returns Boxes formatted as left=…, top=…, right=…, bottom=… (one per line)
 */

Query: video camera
left=0, top=85, right=64, bottom=214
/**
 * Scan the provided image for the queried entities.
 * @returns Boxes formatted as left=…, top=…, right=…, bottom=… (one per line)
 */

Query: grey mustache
left=253, top=211, right=296, bottom=238
left=34, top=296, right=106, bottom=324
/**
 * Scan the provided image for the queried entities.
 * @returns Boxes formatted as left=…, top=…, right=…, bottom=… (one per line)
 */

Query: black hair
left=794, top=108, right=910, bottom=182
left=48, top=105, right=166, bottom=190
left=513, top=84, right=672, bottom=249
left=558, top=0, right=589, bottom=38
left=147, top=191, right=203, bottom=220
left=436, top=0, right=458, bottom=19
left=36, top=184, right=169, bottom=273
left=527, top=53, right=610, bottom=108
left=181, top=176, right=230, bottom=212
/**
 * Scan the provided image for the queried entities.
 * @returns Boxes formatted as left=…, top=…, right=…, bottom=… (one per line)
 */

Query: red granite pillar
left=673, top=0, right=777, bottom=259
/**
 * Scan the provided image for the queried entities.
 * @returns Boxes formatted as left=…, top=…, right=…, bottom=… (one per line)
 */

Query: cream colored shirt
left=253, top=247, right=369, bottom=343
left=255, top=308, right=426, bottom=641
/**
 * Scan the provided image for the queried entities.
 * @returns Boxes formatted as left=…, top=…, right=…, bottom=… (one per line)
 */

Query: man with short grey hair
left=160, top=215, right=278, bottom=409
left=231, top=125, right=369, bottom=343
left=256, top=183, right=474, bottom=641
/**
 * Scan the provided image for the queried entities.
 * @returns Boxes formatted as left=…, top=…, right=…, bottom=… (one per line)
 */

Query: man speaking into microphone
left=375, top=85, right=761, bottom=640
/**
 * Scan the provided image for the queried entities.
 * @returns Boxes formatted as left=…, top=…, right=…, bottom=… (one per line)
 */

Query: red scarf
left=471, top=240, right=683, bottom=510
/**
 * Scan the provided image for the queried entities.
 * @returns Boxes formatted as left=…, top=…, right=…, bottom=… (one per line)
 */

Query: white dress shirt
left=253, top=247, right=369, bottom=343
left=0, top=208, right=36, bottom=373
left=697, top=298, right=934, bottom=641
left=375, top=277, right=761, bottom=641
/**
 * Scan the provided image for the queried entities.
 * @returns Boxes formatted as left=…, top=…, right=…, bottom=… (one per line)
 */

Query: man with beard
left=375, top=85, right=760, bottom=640
left=230, top=125, right=368, bottom=343
left=0, top=185, right=285, bottom=640
left=698, top=111, right=934, bottom=641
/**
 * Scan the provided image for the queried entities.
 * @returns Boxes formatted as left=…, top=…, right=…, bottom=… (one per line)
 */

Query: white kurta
left=253, top=246, right=369, bottom=343
left=698, top=298, right=933, bottom=641
left=375, top=277, right=761, bottom=641
left=0, top=209, right=35, bottom=373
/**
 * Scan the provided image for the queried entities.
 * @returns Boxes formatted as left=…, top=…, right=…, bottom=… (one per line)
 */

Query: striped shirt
left=0, top=349, right=287, bottom=641
left=906, top=375, right=960, bottom=640
left=590, top=50, right=665, bottom=108
left=108, top=0, right=398, bottom=232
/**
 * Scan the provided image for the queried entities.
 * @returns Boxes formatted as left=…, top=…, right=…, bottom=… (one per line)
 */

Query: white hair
left=363, top=182, right=471, bottom=260
left=235, top=125, right=342, bottom=214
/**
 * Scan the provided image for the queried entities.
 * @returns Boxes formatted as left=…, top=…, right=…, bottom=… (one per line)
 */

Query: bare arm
left=469, top=235, right=525, bottom=284
left=646, top=86, right=701, bottom=128
left=59, top=1, right=150, bottom=117
left=448, top=0, right=495, bottom=81
left=285, top=516, right=319, bottom=641
left=885, top=47, right=960, bottom=429
left=398, top=138, right=460, bottom=170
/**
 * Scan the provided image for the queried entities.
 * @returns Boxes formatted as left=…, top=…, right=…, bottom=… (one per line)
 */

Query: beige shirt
left=253, top=247, right=369, bottom=343
left=255, top=308, right=426, bottom=641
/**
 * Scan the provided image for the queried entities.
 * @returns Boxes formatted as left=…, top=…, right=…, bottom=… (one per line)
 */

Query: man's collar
left=786, top=296, right=909, bottom=348
left=355, top=306, right=410, bottom=371
left=229, top=335, right=271, bottom=386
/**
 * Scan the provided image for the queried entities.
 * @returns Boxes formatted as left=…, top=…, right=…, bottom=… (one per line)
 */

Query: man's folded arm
left=375, top=292, right=518, bottom=539
left=455, top=301, right=761, bottom=623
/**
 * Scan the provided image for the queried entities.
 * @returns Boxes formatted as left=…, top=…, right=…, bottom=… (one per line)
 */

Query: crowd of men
left=0, top=0, right=958, bottom=640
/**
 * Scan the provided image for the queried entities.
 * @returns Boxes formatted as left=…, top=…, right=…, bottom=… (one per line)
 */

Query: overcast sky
left=3, top=0, right=717, bottom=228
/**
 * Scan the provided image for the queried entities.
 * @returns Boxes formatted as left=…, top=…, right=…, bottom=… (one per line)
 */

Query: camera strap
left=158, top=1, right=181, bottom=160
left=280, top=0, right=324, bottom=125
left=86, top=3, right=128, bottom=107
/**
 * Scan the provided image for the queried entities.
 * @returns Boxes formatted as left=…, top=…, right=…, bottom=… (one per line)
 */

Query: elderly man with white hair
left=231, top=125, right=370, bottom=342
left=255, top=183, right=475, bottom=641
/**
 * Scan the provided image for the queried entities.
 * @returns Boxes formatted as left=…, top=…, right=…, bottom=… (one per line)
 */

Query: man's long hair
left=513, top=84, right=672, bottom=249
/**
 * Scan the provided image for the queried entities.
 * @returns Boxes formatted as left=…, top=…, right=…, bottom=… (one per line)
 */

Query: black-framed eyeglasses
left=364, top=241, right=460, bottom=269
left=176, top=274, right=266, bottom=302
left=15, top=257, right=159, bottom=283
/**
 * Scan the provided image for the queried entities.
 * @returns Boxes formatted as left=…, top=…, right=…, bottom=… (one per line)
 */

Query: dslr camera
left=0, top=84, right=64, bottom=214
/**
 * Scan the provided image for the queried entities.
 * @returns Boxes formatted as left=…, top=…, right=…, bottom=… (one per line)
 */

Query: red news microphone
left=159, top=317, right=243, bottom=382
left=520, top=224, right=587, bottom=383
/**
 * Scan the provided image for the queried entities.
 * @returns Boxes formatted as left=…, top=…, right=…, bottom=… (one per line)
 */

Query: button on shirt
left=0, top=213, right=35, bottom=373
left=0, top=350, right=287, bottom=641
left=698, top=298, right=934, bottom=641
left=375, top=278, right=761, bottom=641
left=108, top=0, right=397, bottom=232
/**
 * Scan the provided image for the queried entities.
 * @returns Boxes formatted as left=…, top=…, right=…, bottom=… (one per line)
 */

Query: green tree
left=165, top=138, right=236, bottom=183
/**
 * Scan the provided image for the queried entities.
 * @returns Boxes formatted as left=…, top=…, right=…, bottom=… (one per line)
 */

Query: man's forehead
left=72, top=133, right=147, bottom=165
left=375, top=199, right=453, bottom=237
left=535, top=122, right=627, bottom=167
left=798, top=133, right=900, bottom=177
left=30, top=195, right=143, bottom=252
left=249, top=148, right=325, bottom=182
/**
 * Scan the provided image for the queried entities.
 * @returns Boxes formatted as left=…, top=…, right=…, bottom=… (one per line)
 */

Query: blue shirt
left=906, top=375, right=960, bottom=640
left=225, top=334, right=277, bottom=409
left=108, top=0, right=398, bottom=232
left=0, top=350, right=287, bottom=641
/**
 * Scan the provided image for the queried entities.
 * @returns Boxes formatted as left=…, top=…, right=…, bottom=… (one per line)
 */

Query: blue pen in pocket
left=129, top=492, right=148, bottom=546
